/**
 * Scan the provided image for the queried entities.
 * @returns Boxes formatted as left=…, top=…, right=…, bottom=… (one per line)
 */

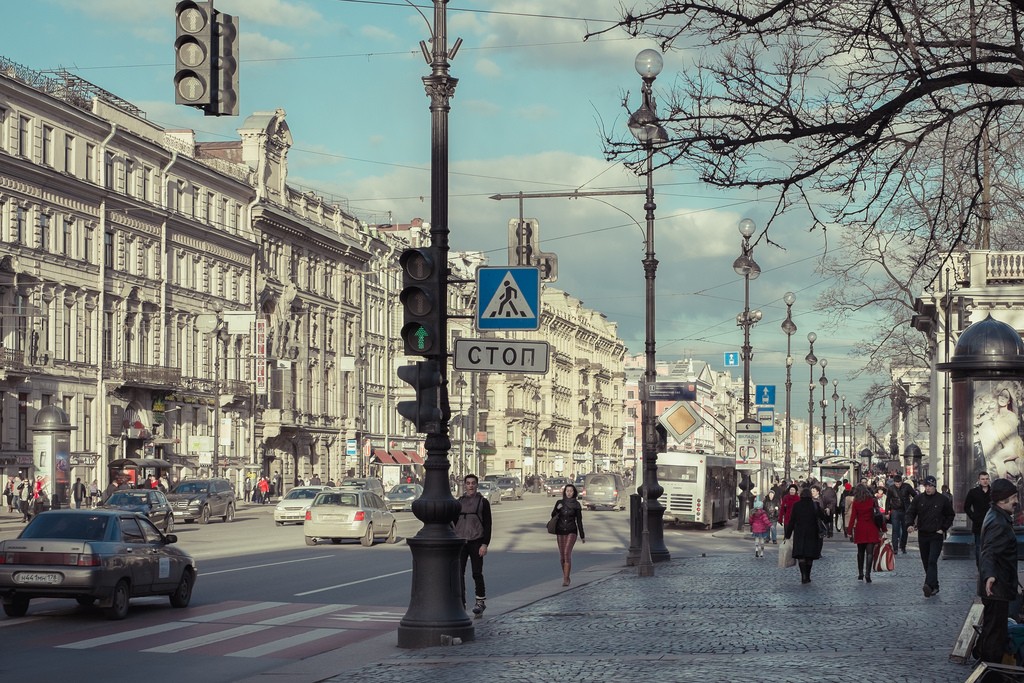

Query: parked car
left=544, top=476, right=571, bottom=497
left=338, top=477, right=386, bottom=498
left=384, top=483, right=423, bottom=512
left=274, top=486, right=329, bottom=525
left=165, top=478, right=236, bottom=524
left=581, top=472, right=625, bottom=510
left=0, top=509, right=196, bottom=620
left=100, top=490, right=175, bottom=533
left=304, top=489, right=397, bottom=547
left=494, top=476, right=524, bottom=500
left=476, top=481, right=502, bottom=506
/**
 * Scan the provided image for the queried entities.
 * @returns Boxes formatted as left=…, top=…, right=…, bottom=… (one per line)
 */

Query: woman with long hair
left=550, top=484, right=586, bottom=586
left=846, top=483, right=886, bottom=583
left=784, top=486, right=829, bottom=584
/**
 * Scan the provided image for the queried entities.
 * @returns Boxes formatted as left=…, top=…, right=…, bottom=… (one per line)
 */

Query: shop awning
left=372, top=448, right=396, bottom=464
left=405, top=450, right=424, bottom=465
left=108, top=458, right=174, bottom=470
left=390, top=450, right=410, bottom=465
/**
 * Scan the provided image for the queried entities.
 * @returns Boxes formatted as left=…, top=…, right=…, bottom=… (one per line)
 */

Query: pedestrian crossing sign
left=476, top=266, right=541, bottom=331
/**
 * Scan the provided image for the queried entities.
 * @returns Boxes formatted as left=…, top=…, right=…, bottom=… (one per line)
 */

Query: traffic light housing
left=396, top=360, right=443, bottom=433
left=399, top=247, right=443, bottom=357
left=205, top=10, right=239, bottom=116
left=174, top=1, right=215, bottom=106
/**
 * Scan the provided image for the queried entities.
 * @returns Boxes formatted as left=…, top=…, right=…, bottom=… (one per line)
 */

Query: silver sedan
left=303, top=490, right=398, bottom=547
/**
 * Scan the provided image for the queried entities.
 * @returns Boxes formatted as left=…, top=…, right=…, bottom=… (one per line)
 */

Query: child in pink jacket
left=750, top=500, right=772, bottom=558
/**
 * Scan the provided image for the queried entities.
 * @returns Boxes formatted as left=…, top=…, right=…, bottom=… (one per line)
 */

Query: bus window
left=658, top=465, right=698, bottom=482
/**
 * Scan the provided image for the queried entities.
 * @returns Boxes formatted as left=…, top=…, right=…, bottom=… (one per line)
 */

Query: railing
left=104, top=362, right=182, bottom=386
left=981, top=251, right=1024, bottom=284
left=0, top=346, right=26, bottom=370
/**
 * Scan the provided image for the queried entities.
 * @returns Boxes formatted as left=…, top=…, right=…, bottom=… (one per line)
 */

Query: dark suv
left=166, top=478, right=236, bottom=524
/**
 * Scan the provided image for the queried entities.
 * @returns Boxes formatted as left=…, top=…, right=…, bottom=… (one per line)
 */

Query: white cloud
left=361, top=25, right=401, bottom=44
left=474, top=59, right=502, bottom=78
left=217, top=0, right=324, bottom=29
left=242, top=32, right=296, bottom=61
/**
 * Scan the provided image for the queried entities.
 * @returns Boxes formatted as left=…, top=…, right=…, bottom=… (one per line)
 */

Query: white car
left=274, top=486, right=329, bottom=525
left=477, top=481, right=502, bottom=506
left=303, top=490, right=398, bottom=547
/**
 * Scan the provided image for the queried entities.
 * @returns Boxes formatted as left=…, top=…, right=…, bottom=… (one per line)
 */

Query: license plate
left=14, top=572, right=63, bottom=585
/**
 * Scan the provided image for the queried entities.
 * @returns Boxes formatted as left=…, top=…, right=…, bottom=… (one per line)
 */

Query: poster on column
left=35, top=440, right=52, bottom=508
left=54, top=432, right=70, bottom=509
left=735, top=423, right=762, bottom=470
left=971, top=379, right=1024, bottom=483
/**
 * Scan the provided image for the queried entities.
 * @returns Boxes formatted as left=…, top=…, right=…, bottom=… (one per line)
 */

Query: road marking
left=141, top=624, right=272, bottom=653
left=294, top=569, right=412, bottom=596
left=188, top=601, right=289, bottom=622
left=203, top=555, right=332, bottom=576
left=226, top=627, right=342, bottom=658
left=59, top=621, right=194, bottom=649
left=330, top=610, right=404, bottom=622
left=255, top=603, right=351, bottom=625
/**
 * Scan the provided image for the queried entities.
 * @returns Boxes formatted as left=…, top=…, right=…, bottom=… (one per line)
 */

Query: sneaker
left=922, top=584, right=934, bottom=598
left=472, top=599, right=486, bottom=616
left=932, top=586, right=939, bottom=595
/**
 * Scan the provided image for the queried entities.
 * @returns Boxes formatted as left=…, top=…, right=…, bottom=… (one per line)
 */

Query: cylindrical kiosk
left=29, top=406, right=76, bottom=511
left=937, top=314, right=1024, bottom=559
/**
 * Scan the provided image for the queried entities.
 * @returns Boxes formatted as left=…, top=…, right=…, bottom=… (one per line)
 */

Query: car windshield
left=389, top=485, right=417, bottom=495
left=588, top=476, right=613, bottom=487
left=340, top=480, right=367, bottom=489
left=22, top=513, right=110, bottom=541
left=172, top=482, right=208, bottom=494
left=106, top=492, right=149, bottom=505
left=285, top=488, right=320, bottom=500
left=314, top=492, right=359, bottom=507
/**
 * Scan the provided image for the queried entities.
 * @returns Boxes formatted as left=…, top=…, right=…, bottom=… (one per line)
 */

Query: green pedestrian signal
left=399, top=247, right=443, bottom=357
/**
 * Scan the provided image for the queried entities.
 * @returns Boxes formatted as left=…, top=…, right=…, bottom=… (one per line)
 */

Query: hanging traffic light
left=396, top=360, right=443, bottom=433
left=399, top=247, right=443, bottom=357
left=173, top=1, right=215, bottom=107
left=205, top=10, right=239, bottom=116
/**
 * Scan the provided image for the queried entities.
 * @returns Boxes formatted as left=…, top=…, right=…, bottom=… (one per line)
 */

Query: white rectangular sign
left=453, top=338, right=550, bottom=374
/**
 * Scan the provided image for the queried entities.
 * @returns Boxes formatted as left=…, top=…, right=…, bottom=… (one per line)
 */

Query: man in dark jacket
left=886, top=474, right=917, bottom=554
left=455, top=474, right=492, bottom=617
left=906, top=475, right=956, bottom=597
left=820, top=484, right=838, bottom=537
left=963, top=471, right=992, bottom=567
left=976, top=478, right=1018, bottom=663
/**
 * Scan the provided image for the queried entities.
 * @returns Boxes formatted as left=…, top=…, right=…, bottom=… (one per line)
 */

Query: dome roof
left=32, top=405, right=71, bottom=428
left=938, top=314, right=1024, bottom=372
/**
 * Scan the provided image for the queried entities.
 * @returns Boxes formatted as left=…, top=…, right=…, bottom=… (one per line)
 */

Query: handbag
left=546, top=516, right=558, bottom=534
left=778, top=538, right=796, bottom=568
left=873, top=502, right=886, bottom=530
left=872, top=539, right=895, bottom=572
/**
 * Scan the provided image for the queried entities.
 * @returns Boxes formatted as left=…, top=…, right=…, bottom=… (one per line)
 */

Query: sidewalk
left=315, top=530, right=982, bottom=683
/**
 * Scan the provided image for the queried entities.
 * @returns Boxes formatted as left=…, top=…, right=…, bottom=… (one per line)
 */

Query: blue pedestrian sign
left=476, top=266, right=541, bottom=331
left=724, top=352, right=739, bottom=367
left=755, top=385, right=776, bottom=406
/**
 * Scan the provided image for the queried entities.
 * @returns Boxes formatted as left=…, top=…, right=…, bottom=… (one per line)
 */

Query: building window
left=83, top=397, right=93, bottom=452
left=104, top=231, right=114, bottom=268
left=62, top=217, right=73, bottom=257
left=64, top=134, right=75, bottom=174
left=18, top=116, right=30, bottom=158
left=14, top=205, right=25, bottom=244
left=84, top=310, right=92, bottom=363
left=0, top=106, right=7, bottom=152
left=63, top=312, right=71, bottom=361
left=85, top=143, right=95, bottom=182
left=42, top=125, right=53, bottom=166
left=84, top=225, right=94, bottom=263
left=38, top=213, right=50, bottom=251
left=142, top=167, right=151, bottom=202
left=102, top=311, right=113, bottom=364
left=104, top=152, right=114, bottom=189
left=17, top=392, right=28, bottom=450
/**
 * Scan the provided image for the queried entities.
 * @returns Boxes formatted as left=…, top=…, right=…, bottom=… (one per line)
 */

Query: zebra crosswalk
left=53, top=600, right=404, bottom=659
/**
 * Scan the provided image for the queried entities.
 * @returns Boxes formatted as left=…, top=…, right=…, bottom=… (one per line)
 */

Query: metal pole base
left=646, top=505, right=670, bottom=562
left=397, top=535, right=475, bottom=648
left=625, top=493, right=642, bottom=566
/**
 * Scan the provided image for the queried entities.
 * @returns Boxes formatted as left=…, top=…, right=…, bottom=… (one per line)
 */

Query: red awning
left=373, top=448, right=396, bottom=464
left=405, top=450, right=424, bottom=465
left=390, top=450, right=410, bottom=465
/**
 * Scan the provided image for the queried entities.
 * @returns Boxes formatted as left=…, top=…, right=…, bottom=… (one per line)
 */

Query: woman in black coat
left=784, top=486, right=829, bottom=584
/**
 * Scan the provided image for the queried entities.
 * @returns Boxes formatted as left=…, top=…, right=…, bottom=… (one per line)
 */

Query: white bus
left=656, top=451, right=737, bottom=529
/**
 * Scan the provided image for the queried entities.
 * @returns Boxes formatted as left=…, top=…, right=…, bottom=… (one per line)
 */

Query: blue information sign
left=755, top=385, right=776, bottom=406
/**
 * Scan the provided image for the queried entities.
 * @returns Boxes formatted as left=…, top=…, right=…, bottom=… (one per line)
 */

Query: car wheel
left=275, top=521, right=284, bottom=526
left=104, top=579, right=130, bottom=620
left=331, top=538, right=342, bottom=544
left=360, top=523, right=374, bottom=547
left=198, top=506, right=210, bottom=524
left=223, top=505, right=235, bottom=523
left=169, top=569, right=195, bottom=608
left=3, top=597, right=29, bottom=617
left=386, top=522, right=398, bottom=544
left=305, top=536, right=317, bottom=546
left=76, top=596, right=96, bottom=607
left=164, top=514, right=174, bottom=533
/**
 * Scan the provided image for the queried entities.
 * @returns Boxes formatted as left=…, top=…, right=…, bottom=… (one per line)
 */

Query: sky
left=2, top=0, right=893, bottom=426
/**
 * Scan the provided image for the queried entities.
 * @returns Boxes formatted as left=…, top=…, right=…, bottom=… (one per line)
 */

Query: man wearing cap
left=906, top=475, right=955, bottom=597
left=976, top=478, right=1018, bottom=663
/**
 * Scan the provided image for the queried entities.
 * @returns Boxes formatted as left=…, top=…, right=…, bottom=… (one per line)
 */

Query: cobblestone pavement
left=329, top=539, right=983, bottom=683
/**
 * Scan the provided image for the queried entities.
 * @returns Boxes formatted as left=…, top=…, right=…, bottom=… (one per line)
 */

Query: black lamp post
left=733, top=218, right=762, bottom=530
left=455, top=374, right=468, bottom=479
left=831, top=380, right=840, bottom=460
left=805, top=332, right=817, bottom=478
left=629, top=48, right=670, bottom=575
left=781, top=292, right=797, bottom=482
left=818, top=358, right=829, bottom=465
left=532, top=387, right=541, bottom=480
left=398, top=0, right=474, bottom=649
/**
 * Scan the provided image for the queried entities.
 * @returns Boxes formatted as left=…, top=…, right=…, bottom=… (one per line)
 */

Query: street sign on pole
left=659, top=401, right=704, bottom=443
left=724, top=352, right=739, bottom=367
left=453, top=338, right=550, bottom=374
left=476, top=266, right=541, bottom=331
left=755, top=385, right=776, bottom=405
left=757, top=407, right=774, bottom=433
left=646, top=381, right=697, bottom=401
left=735, top=421, right=762, bottom=470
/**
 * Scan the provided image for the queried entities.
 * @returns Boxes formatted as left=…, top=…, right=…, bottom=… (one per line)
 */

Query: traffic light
left=205, top=11, right=239, bottom=116
left=396, top=360, right=443, bottom=433
left=174, top=1, right=215, bottom=106
left=507, top=218, right=539, bottom=266
left=399, top=247, right=443, bottom=357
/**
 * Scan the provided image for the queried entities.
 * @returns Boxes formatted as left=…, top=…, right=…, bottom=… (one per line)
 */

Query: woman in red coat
left=778, top=484, right=800, bottom=528
left=846, top=483, right=886, bottom=582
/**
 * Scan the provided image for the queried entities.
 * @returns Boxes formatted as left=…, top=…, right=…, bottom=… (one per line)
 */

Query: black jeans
left=459, top=539, right=486, bottom=605
left=979, top=598, right=1009, bottom=663
left=917, top=531, right=944, bottom=590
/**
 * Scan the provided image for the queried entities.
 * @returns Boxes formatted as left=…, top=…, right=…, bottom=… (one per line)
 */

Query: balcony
left=105, top=362, right=182, bottom=388
left=505, top=408, right=525, bottom=419
left=0, top=346, right=27, bottom=373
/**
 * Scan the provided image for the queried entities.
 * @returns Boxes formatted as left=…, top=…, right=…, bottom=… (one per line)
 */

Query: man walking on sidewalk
left=906, top=475, right=955, bottom=597
left=963, top=471, right=991, bottom=567
left=976, top=478, right=1018, bottom=663
left=886, top=474, right=916, bottom=555
left=455, top=474, right=492, bottom=618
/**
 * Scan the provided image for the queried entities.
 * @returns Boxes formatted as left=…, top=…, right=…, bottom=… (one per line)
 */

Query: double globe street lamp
left=733, top=218, right=762, bottom=530
left=781, top=293, right=797, bottom=482
left=805, top=332, right=817, bottom=478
